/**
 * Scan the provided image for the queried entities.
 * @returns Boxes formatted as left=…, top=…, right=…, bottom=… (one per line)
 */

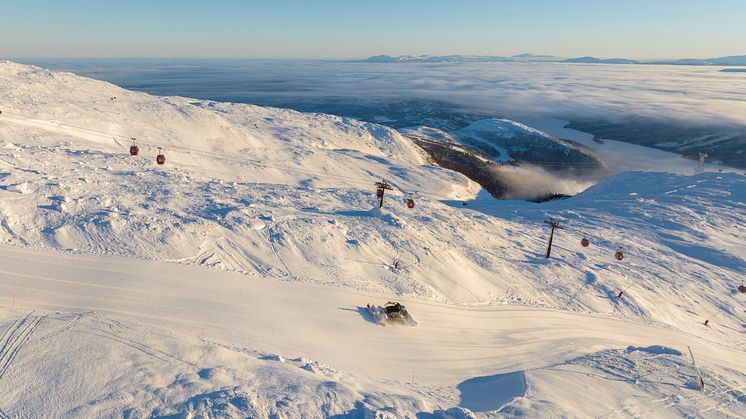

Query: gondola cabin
left=407, top=198, right=415, bottom=209
left=156, top=148, right=165, bottom=165
left=129, top=138, right=139, bottom=156
left=581, top=238, right=590, bottom=247
left=615, top=250, right=624, bottom=261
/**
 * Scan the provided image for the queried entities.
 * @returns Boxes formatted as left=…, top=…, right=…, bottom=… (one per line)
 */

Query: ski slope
left=1, top=246, right=745, bottom=417
left=0, top=61, right=744, bottom=417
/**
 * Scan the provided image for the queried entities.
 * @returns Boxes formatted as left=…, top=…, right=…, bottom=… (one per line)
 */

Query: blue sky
left=1, top=0, right=744, bottom=59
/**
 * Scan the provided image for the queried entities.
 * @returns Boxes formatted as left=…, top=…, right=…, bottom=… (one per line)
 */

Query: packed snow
left=0, top=61, right=744, bottom=417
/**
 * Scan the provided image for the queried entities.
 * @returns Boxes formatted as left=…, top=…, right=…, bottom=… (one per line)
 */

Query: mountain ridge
left=363, top=54, right=746, bottom=66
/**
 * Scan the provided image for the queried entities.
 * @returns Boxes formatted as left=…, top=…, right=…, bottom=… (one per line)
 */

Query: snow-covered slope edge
left=0, top=60, right=487, bottom=301
left=0, top=60, right=463, bottom=190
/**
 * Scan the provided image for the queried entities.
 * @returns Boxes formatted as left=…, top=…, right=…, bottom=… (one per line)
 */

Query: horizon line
left=3, top=52, right=746, bottom=62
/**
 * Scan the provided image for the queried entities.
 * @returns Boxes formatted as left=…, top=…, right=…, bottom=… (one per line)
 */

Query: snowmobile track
left=34, top=312, right=87, bottom=343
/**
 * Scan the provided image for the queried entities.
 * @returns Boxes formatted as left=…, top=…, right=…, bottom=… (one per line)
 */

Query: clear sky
left=1, top=0, right=744, bottom=59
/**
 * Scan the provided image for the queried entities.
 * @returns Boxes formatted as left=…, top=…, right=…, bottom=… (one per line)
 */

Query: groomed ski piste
left=0, top=61, right=744, bottom=417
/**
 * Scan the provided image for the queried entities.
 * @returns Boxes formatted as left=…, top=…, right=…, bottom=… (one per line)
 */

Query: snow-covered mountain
left=401, top=120, right=604, bottom=200
left=509, top=53, right=562, bottom=62
left=563, top=56, right=640, bottom=64
left=363, top=55, right=513, bottom=63
left=0, top=61, right=744, bottom=417
left=455, top=118, right=600, bottom=166
left=668, top=55, right=746, bottom=66
left=363, top=54, right=746, bottom=66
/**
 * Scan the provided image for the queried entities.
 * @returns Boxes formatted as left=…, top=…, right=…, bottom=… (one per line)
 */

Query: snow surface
left=0, top=61, right=744, bottom=417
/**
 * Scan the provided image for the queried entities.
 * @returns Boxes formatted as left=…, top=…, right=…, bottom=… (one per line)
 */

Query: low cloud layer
left=336, top=62, right=746, bottom=127
left=491, top=164, right=597, bottom=200
left=22, top=59, right=746, bottom=128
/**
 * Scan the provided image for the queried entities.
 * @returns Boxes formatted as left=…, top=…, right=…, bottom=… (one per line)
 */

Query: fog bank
left=18, top=59, right=746, bottom=128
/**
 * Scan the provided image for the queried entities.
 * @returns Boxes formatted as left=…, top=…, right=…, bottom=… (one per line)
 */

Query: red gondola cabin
left=156, top=148, right=165, bottom=165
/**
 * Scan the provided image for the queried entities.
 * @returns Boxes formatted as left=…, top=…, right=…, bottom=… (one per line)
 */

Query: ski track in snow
left=0, top=313, right=45, bottom=380
left=0, top=60, right=744, bottom=417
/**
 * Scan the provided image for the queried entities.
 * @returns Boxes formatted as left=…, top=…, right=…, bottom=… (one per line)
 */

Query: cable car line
left=6, top=108, right=740, bottom=298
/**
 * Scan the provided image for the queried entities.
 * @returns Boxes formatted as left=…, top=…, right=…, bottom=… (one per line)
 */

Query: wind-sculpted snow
left=0, top=311, right=431, bottom=417
left=0, top=61, right=434, bottom=187
left=501, top=345, right=746, bottom=417
left=0, top=61, right=745, bottom=417
left=1, top=61, right=744, bottom=318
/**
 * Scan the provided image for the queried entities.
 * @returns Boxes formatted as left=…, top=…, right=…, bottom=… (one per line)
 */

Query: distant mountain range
left=364, top=55, right=513, bottom=63
left=562, top=56, right=639, bottom=64
left=363, top=54, right=746, bottom=66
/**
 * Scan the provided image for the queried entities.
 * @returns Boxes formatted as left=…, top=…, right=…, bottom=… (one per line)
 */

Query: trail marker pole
left=375, top=180, right=393, bottom=209
left=688, top=345, right=705, bottom=390
left=543, top=219, right=563, bottom=258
